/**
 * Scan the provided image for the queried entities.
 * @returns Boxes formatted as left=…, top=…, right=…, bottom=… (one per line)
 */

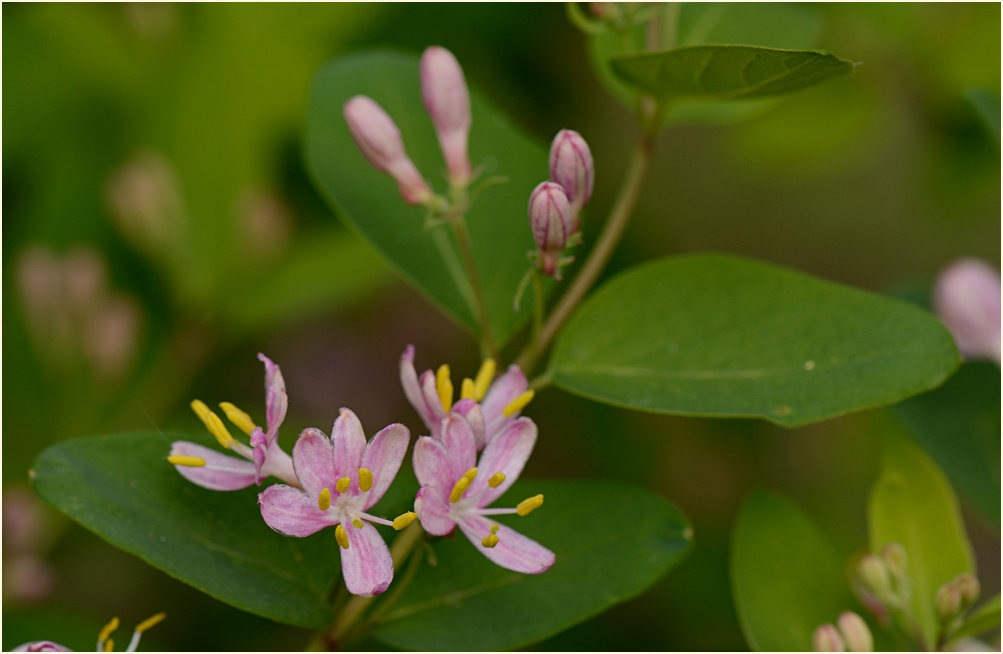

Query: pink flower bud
left=549, top=129, right=594, bottom=231
left=935, top=581, right=963, bottom=623
left=813, top=624, right=846, bottom=652
left=837, top=612, right=873, bottom=652
left=954, top=573, right=980, bottom=610
left=933, top=258, right=1001, bottom=364
left=528, top=182, right=571, bottom=277
left=343, top=95, right=432, bottom=205
left=421, top=46, right=471, bottom=185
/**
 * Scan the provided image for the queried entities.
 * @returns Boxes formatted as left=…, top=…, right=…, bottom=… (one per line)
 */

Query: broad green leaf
left=551, top=254, right=960, bottom=427
left=731, top=490, right=855, bottom=651
left=31, top=432, right=341, bottom=628
left=950, top=594, right=1001, bottom=644
left=868, top=434, right=975, bottom=649
left=610, top=45, right=854, bottom=102
left=372, top=480, right=691, bottom=650
left=894, top=361, right=1001, bottom=525
left=306, top=50, right=549, bottom=346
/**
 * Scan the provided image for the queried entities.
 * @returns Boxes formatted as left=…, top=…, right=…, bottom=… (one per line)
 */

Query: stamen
left=516, top=494, right=544, bottom=516
left=358, top=468, right=373, bottom=492
left=502, top=390, right=535, bottom=417
left=191, top=400, right=235, bottom=449
left=335, top=524, right=350, bottom=549
left=488, top=472, right=506, bottom=488
left=318, top=488, right=331, bottom=511
left=463, top=467, right=478, bottom=481
left=98, top=617, right=120, bottom=644
left=460, top=378, right=476, bottom=400
left=393, top=511, right=417, bottom=530
left=103, top=639, right=114, bottom=652
left=436, top=364, right=453, bottom=412
left=481, top=533, right=499, bottom=548
left=167, top=455, right=206, bottom=467
left=449, top=476, right=471, bottom=503
left=190, top=399, right=211, bottom=422
left=336, top=477, right=351, bottom=493
left=473, top=358, right=496, bottom=401
left=134, top=612, right=166, bottom=634
left=490, top=523, right=500, bottom=534
left=219, top=402, right=256, bottom=435
left=352, top=518, right=364, bottom=529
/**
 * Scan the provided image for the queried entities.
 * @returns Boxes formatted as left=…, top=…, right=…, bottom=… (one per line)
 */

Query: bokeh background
left=3, top=3, right=999, bottom=650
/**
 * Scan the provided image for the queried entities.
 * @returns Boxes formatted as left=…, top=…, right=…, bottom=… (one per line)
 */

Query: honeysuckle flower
left=421, top=46, right=472, bottom=186
left=548, top=129, right=594, bottom=232
left=168, top=353, right=297, bottom=490
left=399, top=345, right=534, bottom=450
left=258, top=408, right=412, bottom=597
left=15, top=612, right=165, bottom=652
left=528, top=181, right=572, bottom=278
left=933, top=258, right=1001, bottom=365
left=413, top=413, right=554, bottom=574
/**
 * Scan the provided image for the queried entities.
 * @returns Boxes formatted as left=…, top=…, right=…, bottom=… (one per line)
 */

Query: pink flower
left=168, top=354, right=297, bottom=491
left=258, top=409, right=411, bottom=597
left=421, top=46, right=472, bottom=186
left=413, top=414, right=554, bottom=574
left=933, top=258, right=1001, bottom=365
left=15, top=613, right=165, bottom=652
left=399, top=345, right=534, bottom=450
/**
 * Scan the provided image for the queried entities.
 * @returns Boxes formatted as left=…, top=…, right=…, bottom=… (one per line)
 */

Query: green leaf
left=372, top=480, right=691, bottom=650
left=731, top=490, right=855, bottom=651
left=551, top=253, right=960, bottom=427
left=951, top=594, right=1001, bottom=644
left=31, top=432, right=341, bottom=628
left=306, top=50, right=550, bottom=346
left=610, top=45, right=855, bottom=102
left=868, top=434, right=976, bottom=649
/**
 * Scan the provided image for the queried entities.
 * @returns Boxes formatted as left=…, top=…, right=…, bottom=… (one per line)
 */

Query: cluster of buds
left=528, top=129, right=594, bottom=280
left=812, top=612, right=874, bottom=652
left=854, top=543, right=912, bottom=614
left=934, top=573, right=980, bottom=626
left=932, top=258, right=1001, bottom=365
left=343, top=46, right=472, bottom=213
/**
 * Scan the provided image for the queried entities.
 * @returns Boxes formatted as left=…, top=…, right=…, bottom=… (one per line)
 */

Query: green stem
left=451, top=219, right=497, bottom=359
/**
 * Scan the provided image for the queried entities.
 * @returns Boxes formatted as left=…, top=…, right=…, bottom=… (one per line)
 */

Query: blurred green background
left=3, top=3, right=999, bottom=650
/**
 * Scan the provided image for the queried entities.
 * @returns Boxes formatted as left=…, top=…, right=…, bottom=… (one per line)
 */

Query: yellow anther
left=473, top=358, right=496, bottom=401
left=336, top=477, right=351, bottom=493
left=516, top=494, right=544, bottom=516
left=436, top=364, right=453, bottom=412
left=219, top=402, right=256, bottom=435
left=488, top=472, right=506, bottom=488
left=502, top=390, right=535, bottom=417
left=103, top=639, right=114, bottom=652
left=460, top=378, right=476, bottom=400
left=449, top=476, right=471, bottom=503
left=490, top=523, right=500, bottom=534
left=463, top=467, right=478, bottom=481
left=358, top=468, right=373, bottom=492
left=393, top=511, right=417, bottom=530
left=167, top=455, right=206, bottom=467
left=482, top=533, right=499, bottom=548
left=190, top=399, right=211, bottom=422
left=352, top=518, right=364, bottom=529
left=135, top=612, right=166, bottom=634
left=98, top=617, right=120, bottom=643
left=335, top=524, right=350, bottom=550
left=191, top=400, right=235, bottom=449
left=318, top=488, right=331, bottom=511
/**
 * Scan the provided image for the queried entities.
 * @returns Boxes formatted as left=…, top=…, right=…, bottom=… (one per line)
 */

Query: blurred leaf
left=951, top=594, right=1001, bottom=644
left=894, top=361, right=1001, bottom=525
left=868, top=434, right=975, bottom=649
left=373, top=480, right=691, bottom=650
left=306, top=50, right=550, bottom=346
left=611, top=46, right=854, bottom=102
left=731, top=490, right=855, bottom=651
left=32, top=432, right=341, bottom=628
left=551, top=253, right=960, bottom=428
left=967, top=88, right=1001, bottom=142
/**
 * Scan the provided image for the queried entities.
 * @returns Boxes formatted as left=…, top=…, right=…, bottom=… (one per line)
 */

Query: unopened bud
left=549, top=129, right=594, bottom=231
left=528, top=181, right=571, bottom=277
left=421, top=46, right=471, bottom=185
left=881, top=542, right=908, bottom=580
left=837, top=612, right=873, bottom=652
left=936, top=581, right=963, bottom=623
left=954, top=573, right=980, bottom=610
left=858, top=555, right=893, bottom=602
left=933, top=258, right=1001, bottom=365
left=343, top=95, right=432, bottom=205
left=813, top=624, right=846, bottom=652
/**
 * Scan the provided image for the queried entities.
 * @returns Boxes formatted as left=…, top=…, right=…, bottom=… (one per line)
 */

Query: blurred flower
left=933, top=258, right=1001, bottom=365
left=413, top=413, right=554, bottom=574
left=258, top=409, right=410, bottom=596
left=105, top=151, right=184, bottom=261
left=812, top=623, right=845, bottom=652
left=3, top=487, right=57, bottom=603
left=14, top=613, right=165, bottom=652
left=169, top=353, right=297, bottom=490
left=421, top=46, right=472, bottom=186
left=235, top=186, right=293, bottom=262
left=836, top=612, right=874, bottom=652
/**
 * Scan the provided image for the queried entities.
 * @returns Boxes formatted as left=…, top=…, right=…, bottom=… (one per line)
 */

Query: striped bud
left=421, top=46, right=472, bottom=185
left=837, top=612, right=873, bottom=652
left=933, top=258, right=1001, bottom=364
left=549, top=129, right=594, bottom=231
left=528, top=181, right=571, bottom=277
left=812, top=624, right=846, bottom=652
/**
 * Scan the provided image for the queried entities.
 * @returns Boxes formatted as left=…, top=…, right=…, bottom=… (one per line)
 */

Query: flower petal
left=419, top=369, right=447, bottom=437
left=399, top=345, right=438, bottom=435
left=250, top=428, right=267, bottom=485
left=332, top=408, right=368, bottom=487
left=413, top=436, right=454, bottom=490
left=452, top=398, right=486, bottom=450
left=469, top=417, right=537, bottom=507
left=457, top=514, right=555, bottom=574
left=13, top=642, right=71, bottom=652
left=441, top=414, right=477, bottom=480
left=259, top=484, right=337, bottom=537
left=169, top=441, right=256, bottom=490
left=480, top=364, right=528, bottom=435
left=258, top=353, right=287, bottom=443
left=291, top=428, right=336, bottom=495
left=360, top=423, right=410, bottom=509
left=341, top=521, right=394, bottom=596
left=414, top=485, right=455, bottom=536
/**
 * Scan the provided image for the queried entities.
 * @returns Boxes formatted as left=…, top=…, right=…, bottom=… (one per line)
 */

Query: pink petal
left=399, top=345, right=433, bottom=428
left=419, top=369, right=447, bottom=438
left=360, top=423, right=410, bottom=509
left=441, top=414, right=476, bottom=479
left=480, top=365, right=528, bottom=436
left=469, top=418, right=537, bottom=507
left=250, top=428, right=267, bottom=485
left=414, top=485, right=455, bottom=536
left=341, top=521, right=394, bottom=596
left=170, top=441, right=256, bottom=490
left=291, top=428, right=336, bottom=495
left=457, top=514, right=555, bottom=574
left=412, top=436, right=455, bottom=490
left=259, top=485, right=337, bottom=537
left=13, top=642, right=71, bottom=652
left=332, top=408, right=368, bottom=487
left=258, top=353, right=288, bottom=443
left=452, top=399, right=486, bottom=450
